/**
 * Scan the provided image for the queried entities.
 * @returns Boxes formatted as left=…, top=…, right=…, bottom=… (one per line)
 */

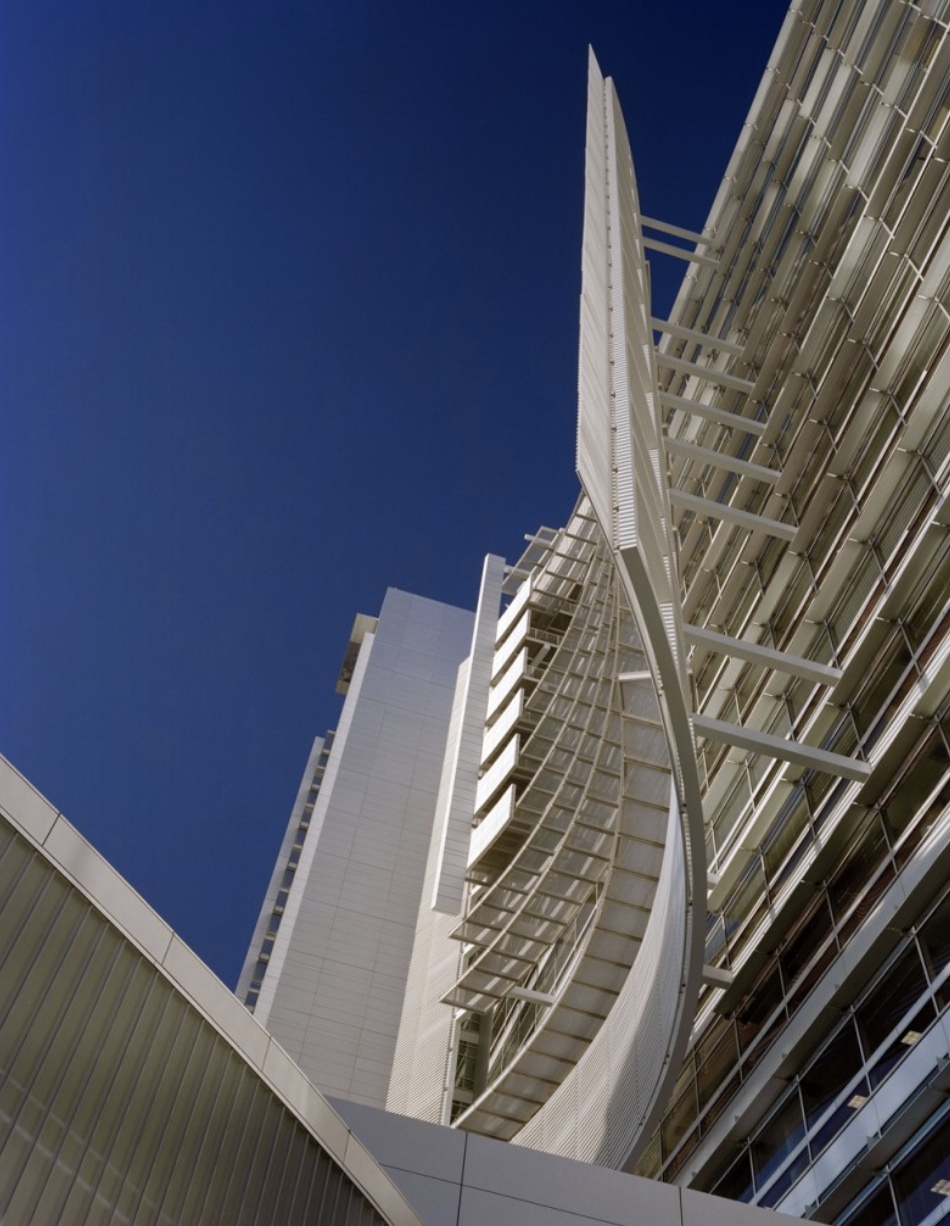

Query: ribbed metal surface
left=0, top=818, right=391, bottom=1226
left=427, top=497, right=696, bottom=1169
left=578, top=54, right=688, bottom=655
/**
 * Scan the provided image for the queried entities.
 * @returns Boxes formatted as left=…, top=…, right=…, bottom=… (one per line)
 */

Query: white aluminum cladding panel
left=495, top=574, right=532, bottom=644
left=486, top=648, right=528, bottom=724
left=467, top=785, right=517, bottom=870
left=491, top=609, right=530, bottom=682
left=257, top=589, right=475, bottom=1110
left=481, top=688, right=524, bottom=767
left=473, top=735, right=521, bottom=816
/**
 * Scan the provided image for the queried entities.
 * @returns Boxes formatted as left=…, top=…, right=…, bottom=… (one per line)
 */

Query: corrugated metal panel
left=0, top=789, right=421, bottom=1226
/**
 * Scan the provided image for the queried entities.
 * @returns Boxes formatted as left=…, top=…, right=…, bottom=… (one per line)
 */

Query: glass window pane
left=724, top=857, right=768, bottom=939
left=801, top=1018, right=864, bottom=1132
left=856, top=945, right=929, bottom=1056
left=633, top=1133, right=660, bottom=1179
left=700, top=1071, right=741, bottom=1136
left=779, top=894, right=836, bottom=997
left=811, top=1075, right=871, bottom=1157
left=840, top=1179, right=898, bottom=1226
left=920, top=888, right=950, bottom=983
left=763, top=786, right=812, bottom=882
left=696, top=1024, right=740, bottom=1112
left=711, top=1150, right=754, bottom=1204
left=851, top=629, right=913, bottom=736
left=839, top=863, right=897, bottom=947
left=737, top=961, right=786, bottom=1065
left=751, top=1090, right=805, bottom=1189
left=883, top=731, right=950, bottom=867
left=661, top=1081, right=699, bottom=1163
left=759, top=1145, right=810, bottom=1208
left=893, top=1112, right=950, bottom=1226
left=829, top=814, right=890, bottom=924
left=867, top=999, right=935, bottom=1090
left=706, top=911, right=727, bottom=962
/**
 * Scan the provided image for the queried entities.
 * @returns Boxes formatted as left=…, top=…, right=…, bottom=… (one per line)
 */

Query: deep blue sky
left=1, top=1, right=788, bottom=988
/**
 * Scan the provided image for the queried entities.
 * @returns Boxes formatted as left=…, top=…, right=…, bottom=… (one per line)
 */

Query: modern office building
left=4, top=0, right=950, bottom=1222
left=633, top=4, right=950, bottom=1222
left=243, top=3, right=950, bottom=1224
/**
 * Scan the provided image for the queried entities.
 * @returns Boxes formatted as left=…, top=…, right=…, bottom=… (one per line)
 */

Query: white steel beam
left=657, top=353, right=756, bottom=393
left=507, top=986, right=557, bottom=1006
left=692, top=714, right=872, bottom=780
left=684, top=624, right=842, bottom=686
left=665, top=437, right=779, bottom=484
left=660, top=391, right=767, bottom=435
left=650, top=316, right=745, bottom=356
left=670, top=490, right=797, bottom=540
left=643, top=235, right=719, bottom=268
left=701, top=964, right=734, bottom=989
left=641, top=215, right=712, bottom=246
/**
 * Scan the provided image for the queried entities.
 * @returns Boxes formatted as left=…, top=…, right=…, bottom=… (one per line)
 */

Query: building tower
left=12, top=0, right=950, bottom=1221
left=244, top=5, right=950, bottom=1221
left=238, top=589, right=475, bottom=1107
left=635, top=4, right=950, bottom=1221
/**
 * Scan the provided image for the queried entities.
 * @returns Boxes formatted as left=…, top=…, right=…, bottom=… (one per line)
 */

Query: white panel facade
left=387, top=557, right=506, bottom=1123
left=255, top=589, right=474, bottom=1107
